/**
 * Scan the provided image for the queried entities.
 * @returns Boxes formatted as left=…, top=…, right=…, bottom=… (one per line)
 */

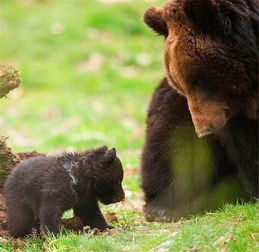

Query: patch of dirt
left=0, top=194, right=8, bottom=237
left=61, top=217, right=84, bottom=233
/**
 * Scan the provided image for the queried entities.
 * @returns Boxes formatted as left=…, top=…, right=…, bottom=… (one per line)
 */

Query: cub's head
left=144, top=0, right=258, bottom=137
left=81, top=146, right=125, bottom=205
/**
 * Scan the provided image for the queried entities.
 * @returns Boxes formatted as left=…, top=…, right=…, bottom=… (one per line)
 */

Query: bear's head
left=144, top=0, right=258, bottom=137
left=80, top=146, right=125, bottom=205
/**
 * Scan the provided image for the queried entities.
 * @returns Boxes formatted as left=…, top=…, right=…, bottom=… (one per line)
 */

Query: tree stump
left=0, top=64, right=20, bottom=98
left=0, top=137, right=18, bottom=188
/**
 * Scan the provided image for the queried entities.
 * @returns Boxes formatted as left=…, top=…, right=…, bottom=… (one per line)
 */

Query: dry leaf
left=107, top=228, right=120, bottom=235
left=187, top=245, right=199, bottom=252
left=231, top=220, right=241, bottom=226
left=0, top=237, right=8, bottom=243
left=104, top=212, right=118, bottom=223
left=13, top=238, right=26, bottom=247
left=249, top=233, right=259, bottom=241
left=213, top=236, right=231, bottom=246
left=220, top=248, right=228, bottom=252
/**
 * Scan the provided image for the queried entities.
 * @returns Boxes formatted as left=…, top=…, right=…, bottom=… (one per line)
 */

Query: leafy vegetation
left=0, top=0, right=258, bottom=251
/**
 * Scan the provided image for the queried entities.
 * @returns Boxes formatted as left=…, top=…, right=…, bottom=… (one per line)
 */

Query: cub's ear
left=143, top=7, right=168, bottom=36
left=103, top=148, right=116, bottom=167
left=183, top=0, right=234, bottom=35
left=79, top=157, right=88, bottom=167
left=98, top=145, right=108, bottom=152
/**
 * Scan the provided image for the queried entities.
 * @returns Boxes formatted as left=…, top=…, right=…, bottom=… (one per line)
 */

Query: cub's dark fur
left=4, top=146, right=125, bottom=238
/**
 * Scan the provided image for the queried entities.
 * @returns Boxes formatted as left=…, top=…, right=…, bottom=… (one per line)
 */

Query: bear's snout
left=186, top=93, right=230, bottom=137
left=196, top=128, right=214, bottom=138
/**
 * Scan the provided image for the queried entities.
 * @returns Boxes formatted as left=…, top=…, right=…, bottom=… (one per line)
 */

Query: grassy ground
left=0, top=0, right=258, bottom=251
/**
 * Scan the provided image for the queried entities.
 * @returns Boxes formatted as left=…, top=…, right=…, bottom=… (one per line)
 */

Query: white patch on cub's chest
left=62, top=162, right=78, bottom=194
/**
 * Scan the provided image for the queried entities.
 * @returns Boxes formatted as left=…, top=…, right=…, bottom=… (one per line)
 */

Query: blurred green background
left=0, top=0, right=165, bottom=170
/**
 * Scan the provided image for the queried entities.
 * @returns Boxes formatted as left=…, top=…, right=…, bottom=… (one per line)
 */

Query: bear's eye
left=223, top=109, right=232, bottom=118
left=171, top=8, right=177, bottom=14
left=190, top=74, right=219, bottom=94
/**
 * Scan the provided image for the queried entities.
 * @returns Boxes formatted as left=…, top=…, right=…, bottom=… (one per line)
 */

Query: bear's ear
left=103, top=148, right=116, bottom=167
left=183, top=0, right=233, bottom=35
left=143, top=7, right=168, bottom=36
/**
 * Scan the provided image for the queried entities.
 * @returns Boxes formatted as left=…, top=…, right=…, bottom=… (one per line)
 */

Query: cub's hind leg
left=7, top=202, right=34, bottom=238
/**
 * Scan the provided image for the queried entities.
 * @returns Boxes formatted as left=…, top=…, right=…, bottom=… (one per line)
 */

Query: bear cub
left=4, top=146, right=125, bottom=238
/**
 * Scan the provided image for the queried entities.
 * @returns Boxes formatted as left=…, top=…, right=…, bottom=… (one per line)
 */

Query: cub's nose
left=117, top=192, right=125, bottom=202
left=111, top=197, right=123, bottom=203
left=117, top=191, right=125, bottom=202
left=111, top=193, right=125, bottom=203
left=197, top=128, right=214, bottom=138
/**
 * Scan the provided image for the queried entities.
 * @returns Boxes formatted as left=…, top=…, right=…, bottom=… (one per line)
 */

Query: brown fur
left=141, top=0, right=258, bottom=221
left=144, top=0, right=258, bottom=136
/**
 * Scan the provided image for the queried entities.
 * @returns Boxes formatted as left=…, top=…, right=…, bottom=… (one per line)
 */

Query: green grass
left=0, top=0, right=258, bottom=251
left=0, top=204, right=258, bottom=251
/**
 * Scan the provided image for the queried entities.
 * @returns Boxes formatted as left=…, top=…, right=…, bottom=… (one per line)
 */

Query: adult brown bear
left=141, top=0, right=258, bottom=221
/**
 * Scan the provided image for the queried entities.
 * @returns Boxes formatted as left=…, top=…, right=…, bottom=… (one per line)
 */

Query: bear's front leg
left=220, top=116, right=259, bottom=198
left=39, top=203, right=62, bottom=236
left=73, top=198, right=112, bottom=231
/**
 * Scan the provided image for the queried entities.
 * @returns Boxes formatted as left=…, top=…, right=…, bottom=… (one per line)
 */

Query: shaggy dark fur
left=4, top=146, right=125, bottom=238
left=141, top=0, right=258, bottom=221
left=219, top=116, right=259, bottom=196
